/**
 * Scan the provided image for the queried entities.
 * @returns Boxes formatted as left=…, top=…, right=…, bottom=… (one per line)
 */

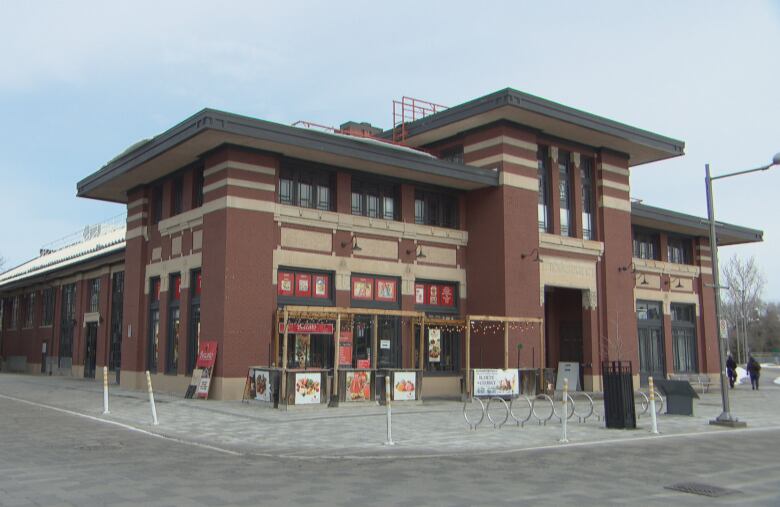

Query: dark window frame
left=632, top=227, right=660, bottom=260
left=147, top=277, right=161, bottom=373
left=351, top=179, right=399, bottom=221
left=538, top=145, right=551, bottom=233
left=580, top=157, right=595, bottom=240
left=667, top=235, right=692, bottom=265
left=166, top=273, right=181, bottom=374
left=187, top=269, right=201, bottom=374
left=558, top=150, right=573, bottom=237
left=414, top=189, right=459, bottom=229
left=41, top=288, right=55, bottom=326
left=193, top=166, right=204, bottom=208
left=276, top=267, right=335, bottom=308
left=171, top=176, right=183, bottom=216
left=23, top=292, right=35, bottom=328
left=671, top=303, right=698, bottom=373
left=88, top=278, right=101, bottom=313
left=277, top=164, right=334, bottom=211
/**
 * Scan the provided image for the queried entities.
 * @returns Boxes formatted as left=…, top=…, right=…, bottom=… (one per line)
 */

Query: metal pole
left=102, top=366, right=110, bottom=415
left=706, top=164, right=742, bottom=426
left=503, top=321, right=509, bottom=370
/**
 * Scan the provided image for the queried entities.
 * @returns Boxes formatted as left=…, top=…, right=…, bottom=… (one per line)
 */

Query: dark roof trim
left=382, top=88, right=685, bottom=161
left=78, top=109, right=498, bottom=198
left=631, top=202, right=763, bottom=245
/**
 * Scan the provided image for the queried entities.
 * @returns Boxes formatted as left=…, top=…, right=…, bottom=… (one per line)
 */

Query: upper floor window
left=193, top=167, right=204, bottom=208
left=351, top=179, right=398, bottom=221
left=172, top=177, right=183, bottom=216
left=414, top=190, right=459, bottom=229
left=581, top=157, right=595, bottom=240
left=636, top=300, right=662, bottom=321
left=278, top=166, right=333, bottom=211
left=24, top=292, right=35, bottom=328
left=667, top=236, right=691, bottom=265
left=11, top=296, right=20, bottom=329
left=538, top=146, right=551, bottom=233
left=558, top=150, right=573, bottom=237
left=42, top=288, right=54, bottom=326
left=88, top=278, right=101, bottom=313
left=152, top=185, right=163, bottom=224
left=633, top=228, right=660, bottom=260
left=441, top=147, right=464, bottom=164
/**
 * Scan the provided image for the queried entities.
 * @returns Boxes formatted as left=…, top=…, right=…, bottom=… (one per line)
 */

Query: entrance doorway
left=544, top=287, right=584, bottom=379
left=84, top=322, right=97, bottom=379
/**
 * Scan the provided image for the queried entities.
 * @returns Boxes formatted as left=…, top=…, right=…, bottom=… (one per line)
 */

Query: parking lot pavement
left=0, top=372, right=778, bottom=459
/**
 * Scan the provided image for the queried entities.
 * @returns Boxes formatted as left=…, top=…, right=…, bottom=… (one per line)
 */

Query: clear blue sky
left=1, top=1, right=779, bottom=299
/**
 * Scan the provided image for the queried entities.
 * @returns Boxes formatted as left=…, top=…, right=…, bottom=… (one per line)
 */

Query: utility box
left=654, top=378, right=700, bottom=416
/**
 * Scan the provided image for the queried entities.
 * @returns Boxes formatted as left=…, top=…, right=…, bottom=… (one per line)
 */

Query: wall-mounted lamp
left=638, top=274, right=649, bottom=286
left=669, top=277, right=684, bottom=289
left=406, top=244, right=426, bottom=259
left=618, top=263, right=636, bottom=273
left=341, top=237, right=362, bottom=252
left=521, top=248, right=543, bottom=263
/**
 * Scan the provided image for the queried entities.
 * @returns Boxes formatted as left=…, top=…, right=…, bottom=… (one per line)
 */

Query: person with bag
left=747, top=355, right=761, bottom=390
left=726, top=353, right=737, bottom=388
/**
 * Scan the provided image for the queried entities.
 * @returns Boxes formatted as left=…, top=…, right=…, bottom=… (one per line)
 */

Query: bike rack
left=463, top=397, right=486, bottom=430
left=571, top=392, right=595, bottom=423
left=509, top=395, right=534, bottom=427
left=485, top=397, right=510, bottom=428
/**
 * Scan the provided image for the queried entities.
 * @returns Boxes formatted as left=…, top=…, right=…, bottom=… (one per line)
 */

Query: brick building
left=0, top=89, right=762, bottom=400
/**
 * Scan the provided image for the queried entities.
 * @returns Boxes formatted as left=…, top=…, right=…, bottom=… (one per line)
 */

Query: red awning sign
left=278, top=322, right=335, bottom=334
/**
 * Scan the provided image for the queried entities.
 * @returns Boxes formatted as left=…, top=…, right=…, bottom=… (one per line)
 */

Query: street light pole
left=707, top=152, right=780, bottom=428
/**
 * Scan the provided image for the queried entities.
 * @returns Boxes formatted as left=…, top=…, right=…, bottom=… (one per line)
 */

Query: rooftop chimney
left=339, top=121, right=382, bottom=138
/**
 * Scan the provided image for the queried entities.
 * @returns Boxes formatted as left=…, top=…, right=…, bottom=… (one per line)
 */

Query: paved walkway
left=1, top=371, right=778, bottom=459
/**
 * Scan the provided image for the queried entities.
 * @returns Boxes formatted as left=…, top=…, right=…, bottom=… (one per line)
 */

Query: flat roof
left=78, top=109, right=499, bottom=203
left=383, top=88, right=685, bottom=166
left=631, top=202, right=763, bottom=246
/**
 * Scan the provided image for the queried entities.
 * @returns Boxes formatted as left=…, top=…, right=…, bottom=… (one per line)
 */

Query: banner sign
left=194, top=341, right=218, bottom=399
left=339, top=330, right=353, bottom=366
left=253, top=369, right=272, bottom=402
left=278, top=322, right=334, bottom=334
left=393, top=371, right=417, bottom=401
left=428, top=328, right=441, bottom=363
left=345, top=371, right=372, bottom=402
left=473, top=369, right=519, bottom=397
left=294, top=372, right=321, bottom=405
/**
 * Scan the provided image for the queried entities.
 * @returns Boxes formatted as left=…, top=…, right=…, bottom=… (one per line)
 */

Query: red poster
left=375, top=278, right=397, bottom=302
left=278, top=322, right=335, bottom=334
left=172, top=275, right=181, bottom=300
left=295, top=273, right=311, bottom=297
left=313, top=274, right=329, bottom=299
left=357, top=359, right=371, bottom=369
left=428, top=284, right=438, bottom=305
left=440, top=285, right=454, bottom=306
left=194, top=341, right=218, bottom=400
left=277, top=272, right=294, bottom=296
left=352, top=277, right=373, bottom=301
left=152, top=279, right=161, bottom=302
left=194, top=271, right=202, bottom=296
left=338, top=330, right=353, bottom=366
left=415, top=283, right=425, bottom=304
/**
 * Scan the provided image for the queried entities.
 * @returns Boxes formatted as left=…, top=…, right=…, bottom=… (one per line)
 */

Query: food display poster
left=254, top=369, right=271, bottom=402
left=428, top=328, right=441, bottom=363
left=473, top=369, right=519, bottom=397
left=414, top=282, right=456, bottom=307
left=277, top=272, right=294, bottom=296
left=294, top=372, right=321, bottom=405
left=393, top=371, right=416, bottom=401
left=294, top=334, right=310, bottom=367
left=338, top=330, right=353, bottom=367
left=351, top=277, right=373, bottom=300
left=195, top=341, right=218, bottom=399
left=345, top=371, right=372, bottom=402
left=351, top=275, right=399, bottom=304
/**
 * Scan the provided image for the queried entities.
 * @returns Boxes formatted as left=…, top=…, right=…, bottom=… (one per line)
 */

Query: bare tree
left=721, top=254, right=765, bottom=361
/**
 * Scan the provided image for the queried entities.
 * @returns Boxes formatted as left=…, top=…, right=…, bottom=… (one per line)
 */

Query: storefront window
left=147, top=278, right=160, bottom=373
left=166, top=274, right=181, bottom=374
left=672, top=303, right=697, bottom=373
left=188, top=270, right=201, bottom=374
left=277, top=268, right=333, bottom=305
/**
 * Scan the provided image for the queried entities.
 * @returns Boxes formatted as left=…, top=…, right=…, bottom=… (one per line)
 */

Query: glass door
left=377, top=317, right=401, bottom=368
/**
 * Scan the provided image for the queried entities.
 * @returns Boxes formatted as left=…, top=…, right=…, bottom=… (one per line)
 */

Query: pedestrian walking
left=746, top=355, right=761, bottom=390
left=726, top=353, right=737, bottom=389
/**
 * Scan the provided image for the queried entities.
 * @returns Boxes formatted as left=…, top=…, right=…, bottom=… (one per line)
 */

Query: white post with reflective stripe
left=649, top=376, right=659, bottom=434
left=146, top=370, right=159, bottom=426
left=102, top=366, right=110, bottom=415
left=384, top=379, right=394, bottom=446
left=559, top=378, right=569, bottom=443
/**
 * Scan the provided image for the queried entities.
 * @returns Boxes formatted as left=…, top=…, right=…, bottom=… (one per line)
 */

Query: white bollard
left=648, top=376, right=659, bottom=434
left=146, top=370, right=159, bottom=426
left=102, top=366, right=110, bottom=415
left=559, top=378, right=569, bottom=443
left=384, top=378, right=394, bottom=446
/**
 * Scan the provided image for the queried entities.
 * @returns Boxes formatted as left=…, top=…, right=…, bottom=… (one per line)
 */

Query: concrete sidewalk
left=1, top=372, right=777, bottom=459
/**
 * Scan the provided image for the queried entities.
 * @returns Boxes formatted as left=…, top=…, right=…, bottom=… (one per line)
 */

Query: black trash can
left=601, top=361, right=636, bottom=429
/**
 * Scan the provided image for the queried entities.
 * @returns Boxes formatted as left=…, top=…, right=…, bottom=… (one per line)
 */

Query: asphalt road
left=2, top=395, right=779, bottom=506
